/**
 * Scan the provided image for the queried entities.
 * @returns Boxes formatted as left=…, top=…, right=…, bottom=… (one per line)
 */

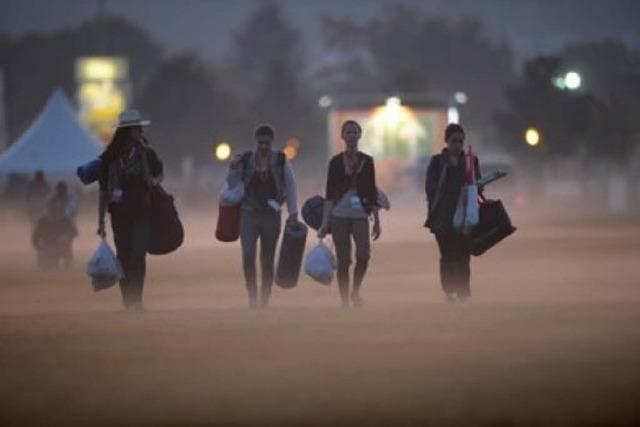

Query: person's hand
left=111, top=188, right=123, bottom=203
left=372, top=220, right=381, bottom=241
left=97, top=223, right=106, bottom=239
left=317, top=225, right=328, bottom=239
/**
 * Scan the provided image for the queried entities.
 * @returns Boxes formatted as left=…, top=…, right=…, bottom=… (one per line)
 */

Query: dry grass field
left=1, top=207, right=640, bottom=426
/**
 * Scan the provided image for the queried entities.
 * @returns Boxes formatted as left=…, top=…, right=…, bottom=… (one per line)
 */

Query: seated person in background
left=32, top=188, right=78, bottom=271
left=48, top=181, right=78, bottom=219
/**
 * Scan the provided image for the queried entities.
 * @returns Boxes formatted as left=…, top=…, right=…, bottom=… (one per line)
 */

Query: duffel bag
left=148, top=185, right=184, bottom=255
left=469, top=199, right=516, bottom=256
left=215, top=203, right=241, bottom=242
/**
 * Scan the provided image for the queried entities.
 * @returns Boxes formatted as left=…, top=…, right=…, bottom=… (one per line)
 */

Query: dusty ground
left=1, top=206, right=640, bottom=426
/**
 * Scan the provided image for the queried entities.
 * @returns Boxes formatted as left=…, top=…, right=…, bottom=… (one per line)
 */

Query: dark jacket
left=425, top=149, right=481, bottom=232
left=99, top=144, right=163, bottom=214
left=325, top=152, right=378, bottom=214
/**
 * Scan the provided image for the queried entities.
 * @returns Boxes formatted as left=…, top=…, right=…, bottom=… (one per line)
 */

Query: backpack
left=240, top=151, right=287, bottom=204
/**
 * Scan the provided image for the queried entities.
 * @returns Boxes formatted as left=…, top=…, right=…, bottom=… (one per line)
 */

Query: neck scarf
left=255, top=151, right=271, bottom=182
left=344, top=150, right=360, bottom=176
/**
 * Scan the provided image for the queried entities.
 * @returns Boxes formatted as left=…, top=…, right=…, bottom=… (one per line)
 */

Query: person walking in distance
left=226, top=124, right=299, bottom=309
left=97, top=109, right=164, bottom=312
left=318, top=120, right=381, bottom=308
left=425, top=123, right=482, bottom=303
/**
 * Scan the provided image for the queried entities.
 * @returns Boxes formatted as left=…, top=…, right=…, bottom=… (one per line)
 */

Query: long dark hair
left=101, top=127, right=135, bottom=164
left=99, top=127, right=136, bottom=184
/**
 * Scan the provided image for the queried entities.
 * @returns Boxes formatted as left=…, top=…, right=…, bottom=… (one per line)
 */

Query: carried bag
left=302, top=195, right=325, bottom=231
left=86, top=239, right=123, bottom=291
left=275, top=222, right=308, bottom=289
left=304, top=239, right=335, bottom=285
left=216, top=203, right=241, bottom=242
left=148, top=185, right=184, bottom=255
left=377, top=188, right=391, bottom=211
left=453, top=147, right=480, bottom=231
left=469, top=198, right=516, bottom=256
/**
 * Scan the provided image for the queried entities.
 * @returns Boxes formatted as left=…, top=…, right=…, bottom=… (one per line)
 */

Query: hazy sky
left=1, top=0, right=639, bottom=64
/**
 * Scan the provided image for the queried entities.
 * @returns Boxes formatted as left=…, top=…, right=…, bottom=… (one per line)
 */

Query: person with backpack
left=317, top=120, right=381, bottom=308
left=226, top=124, right=299, bottom=309
left=424, top=123, right=482, bottom=303
left=97, top=109, right=164, bottom=312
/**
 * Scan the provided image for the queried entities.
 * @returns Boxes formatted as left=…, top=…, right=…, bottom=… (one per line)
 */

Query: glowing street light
left=525, top=127, right=541, bottom=147
left=564, top=71, right=581, bottom=90
left=318, top=95, right=333, bottom=108
left=283, top=137, right=300, bottom=160
left=552, top=71, right=582, bottom=91
left=454, top=91, right=468, bottom=104
left=215, top=142, right=232, bottom=161
left=447, top=106, right=460, bottom=124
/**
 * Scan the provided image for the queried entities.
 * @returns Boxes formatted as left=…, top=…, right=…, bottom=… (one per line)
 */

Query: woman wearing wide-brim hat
left=97, top=109, right=164, bottom=311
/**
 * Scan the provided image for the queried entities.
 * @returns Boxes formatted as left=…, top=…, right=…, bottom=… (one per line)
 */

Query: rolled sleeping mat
left=302, top=195, right=325, bottom=231
left=275, top=221, right=308, bottom=289
left=77, top=158, right=102, bottom=185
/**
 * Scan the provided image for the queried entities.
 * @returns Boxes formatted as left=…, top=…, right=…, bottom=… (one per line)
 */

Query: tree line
left=1, top=2, right=638, bottom=171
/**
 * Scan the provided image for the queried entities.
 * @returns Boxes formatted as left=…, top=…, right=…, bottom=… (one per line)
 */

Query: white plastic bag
left=304, top=239, right=335, bottom=285
left=86, top=239, right=123, bottom=292
left=453, top=184, right=479, bottom=231
left=219, top=181, right=245, bottom=207
left=377, top=188, right=391, bottom=211
left=452, top=146, right=480, bottom=232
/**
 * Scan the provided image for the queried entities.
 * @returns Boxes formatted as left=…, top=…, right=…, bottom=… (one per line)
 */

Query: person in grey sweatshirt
left=226, top=124, right=299, bottom=309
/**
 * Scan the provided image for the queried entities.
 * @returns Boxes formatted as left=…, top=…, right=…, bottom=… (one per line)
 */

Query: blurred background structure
left=0, top=0, right=638, bottom=218
left=1, top=3, right=640, bottom=426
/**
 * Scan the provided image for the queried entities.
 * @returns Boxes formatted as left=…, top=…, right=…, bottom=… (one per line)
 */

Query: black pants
left=435, top=232, right=471, bottom=297
left=111, top=212, right=150, bottom=308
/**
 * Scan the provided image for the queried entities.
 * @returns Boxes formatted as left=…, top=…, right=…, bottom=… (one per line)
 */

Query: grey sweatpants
left=240, top=209, right=281, bottom=304
left=330, top=216, right=370, bottom=301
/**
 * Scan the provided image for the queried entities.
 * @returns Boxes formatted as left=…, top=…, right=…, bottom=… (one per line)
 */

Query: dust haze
left=1, top=186, right=639, bottom=426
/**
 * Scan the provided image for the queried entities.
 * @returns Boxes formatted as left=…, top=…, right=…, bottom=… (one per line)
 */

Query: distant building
left=325, top=93, right=449, bottom=188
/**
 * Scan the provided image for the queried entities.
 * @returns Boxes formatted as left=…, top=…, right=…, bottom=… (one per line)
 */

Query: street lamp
left=552, top=70, right=582, bottom=91
left=564, top=71, right=581, bottom=90
left=454, top=91, right=468, bottom=104
left=318, top=95, right=333, bottom=108
left=525, top=127, right=540, bottom=147
left=215, top=142, right=231, bottom=161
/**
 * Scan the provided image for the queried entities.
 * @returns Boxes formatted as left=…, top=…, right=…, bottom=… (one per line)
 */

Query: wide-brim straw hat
left=116, top=109, right=151, bottom=128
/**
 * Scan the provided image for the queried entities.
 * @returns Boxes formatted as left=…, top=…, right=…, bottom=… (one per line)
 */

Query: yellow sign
left=75, top=57, right=130, bottom=141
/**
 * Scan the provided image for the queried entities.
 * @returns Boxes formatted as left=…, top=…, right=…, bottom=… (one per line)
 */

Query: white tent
left=0, top=88, right=103, bottom=178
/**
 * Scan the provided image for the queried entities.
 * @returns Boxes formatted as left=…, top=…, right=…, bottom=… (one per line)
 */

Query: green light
left=552, top=76, right=566, bottom=90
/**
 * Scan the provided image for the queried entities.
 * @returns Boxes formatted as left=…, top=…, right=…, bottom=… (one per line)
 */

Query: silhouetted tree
left=321, top=5, right=516, bottom=127
left=494, top=41, right=640, bottom=162
left=227, top=2, right=323, bottom=158
left=139, top=53, right=234, bottom=170
left=0, top=15, right=163, bottom=142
